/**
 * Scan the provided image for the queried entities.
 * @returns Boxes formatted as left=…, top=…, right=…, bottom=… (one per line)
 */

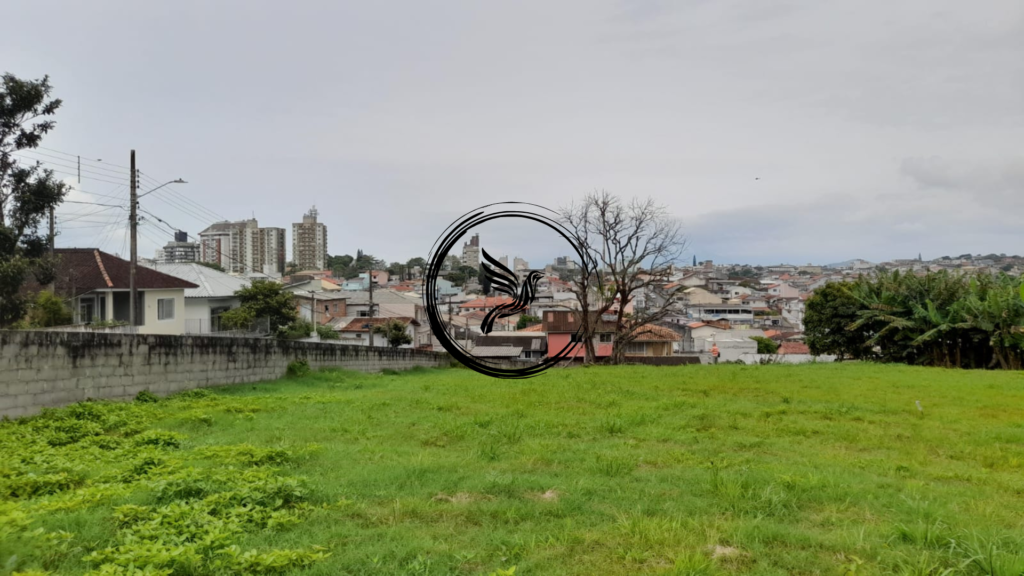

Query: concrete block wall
left=0, top=331, right=453, bottom=419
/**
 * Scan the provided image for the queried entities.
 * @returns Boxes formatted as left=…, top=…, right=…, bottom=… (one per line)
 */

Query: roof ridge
left=94, top=250, right=114, bottom=288
left=193, top=263, right=215, bottom=296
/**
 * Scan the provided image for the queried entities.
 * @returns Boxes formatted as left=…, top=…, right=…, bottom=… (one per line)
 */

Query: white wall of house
left=141, top=289, right=186, bottom=335
left=183, top=296, right=240, bottom=334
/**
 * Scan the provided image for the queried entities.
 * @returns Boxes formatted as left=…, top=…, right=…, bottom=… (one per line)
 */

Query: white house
left=766, top=282, right=800, bottom=298
left=41, top=249, right=198, bottom=335
left=149, top=262, right=250, bottom=334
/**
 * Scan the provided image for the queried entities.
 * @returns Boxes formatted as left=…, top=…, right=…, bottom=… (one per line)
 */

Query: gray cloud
left=2, top=0, right=1021, bottom=264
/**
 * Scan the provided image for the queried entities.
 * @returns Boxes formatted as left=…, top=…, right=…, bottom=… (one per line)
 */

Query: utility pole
left=367, top=266, right=374, bottom=318
left=129, top=150, right=138, bottom=327
left=48, top=207, right=55, bottom=256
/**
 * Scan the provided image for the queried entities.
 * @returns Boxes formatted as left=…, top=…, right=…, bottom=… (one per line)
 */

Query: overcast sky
left=4, top=0, right=1022, bottom=266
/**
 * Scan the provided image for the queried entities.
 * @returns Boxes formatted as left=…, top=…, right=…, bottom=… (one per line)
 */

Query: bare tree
left=561, top=191, right=686, bottom=364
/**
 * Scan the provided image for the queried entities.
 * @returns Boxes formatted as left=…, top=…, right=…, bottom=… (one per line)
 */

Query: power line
left=138, top=171, right=227, bottom=222
left=63, top=199, right=126, bottom=208
left=35, top=146, right=133, bottom=170
left=33, top=166, right=128, bottom=186
left=14, top=150, right=131, bottom=177
left=145, top=189, right=221, bottom=227
left=139, top=207, right=258, bottom=274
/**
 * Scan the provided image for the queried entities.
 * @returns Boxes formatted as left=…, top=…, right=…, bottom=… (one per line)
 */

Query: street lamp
left=129, top=171, right=187, bottom=327
left=138, top=178, right=187, bottom=199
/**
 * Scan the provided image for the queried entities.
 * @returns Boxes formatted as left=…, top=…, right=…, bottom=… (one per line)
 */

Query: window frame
left=157, top=297, right=175, bottom=321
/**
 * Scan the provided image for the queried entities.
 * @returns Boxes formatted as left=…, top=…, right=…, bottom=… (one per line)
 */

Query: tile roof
left=337, top=316, right=418, bottom=332
left=460, top=296, right=515, bottom=309
left=778, top=342, right=810, bottom=354
left=628, top=324, right=682, bottom=342
left=43, top=249, right=197, bottom=296
left=687, top=322, right=708, bottom=329
left=517, top=323, right=545, bottom=332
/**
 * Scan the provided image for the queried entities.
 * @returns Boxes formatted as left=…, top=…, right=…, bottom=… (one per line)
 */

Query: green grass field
left=3, top=363, right=1024, bottom=575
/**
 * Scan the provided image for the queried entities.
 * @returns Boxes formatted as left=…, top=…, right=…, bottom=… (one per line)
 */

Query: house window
left=626, top=342, right=646, bottom=355
left=157, top=298, right=175, bottom=320
left=358, top=310, right=368, bottom=317
left=570, top=331, right=584, bottom=343
left=599, top=333, right=613, bottom=343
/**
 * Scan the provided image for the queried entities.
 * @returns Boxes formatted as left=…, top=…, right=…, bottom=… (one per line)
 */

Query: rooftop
left=148, top=262, right=249, bottom=298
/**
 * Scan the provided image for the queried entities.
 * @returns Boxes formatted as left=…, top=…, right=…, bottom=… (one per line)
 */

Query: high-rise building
left=155, top=230, right=200, bottom=263
left=513, top=257, right=529, bottom=271
left=292, top=206, right=328, bottom=271
left=198, top=219, right=287, bottom=276
left=461, top=233, right=480, bottom=269
left=498, top=255, right=509, bottom=268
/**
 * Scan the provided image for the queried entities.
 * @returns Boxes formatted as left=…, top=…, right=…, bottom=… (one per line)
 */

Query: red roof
left=687, top=322, right=707, bottom=329
left=459, top=296, right=514, bottom=309
left=778, top=342, right=810, bottom=354
left=517, top=323, right=545, bottom=332
left=33, top=248, right=198, bottom=297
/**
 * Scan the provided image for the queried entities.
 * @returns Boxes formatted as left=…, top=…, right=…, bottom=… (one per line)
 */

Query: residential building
left=622, top=325, right=681, bottom=357
left=461, top=234, right=480, bottom=268
left=292, top=206, right=328, bottom=271
left=39, top=248, right=197, bottom=335
left=513, top=257, right=528, bottom=271
left=766, top=282, right=800, bottom=298
left=293, top=292, right=349, bottom=326
left=149, top=262, right=250, bottom=334
left=474, top=333, right=547, bottom=360
left=154, top=231, right=200, bottom=263
left=688, top=303, right=755, bottom=324
left=340, top=270, right=389, bottom=290
left=542, top=310, right=616, bottom=360
left=198, top=219, right=286, bottom=276
left=336, top=316, right=419, bottom=347
left=681, top=287, right=723, bottom=305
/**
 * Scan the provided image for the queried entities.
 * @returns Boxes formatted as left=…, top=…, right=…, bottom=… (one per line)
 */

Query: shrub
left=286, top=359, right=311, bottom=378
left=132, top=430, right=185, bottom=449
left=134, top=390, right=159, bottom=404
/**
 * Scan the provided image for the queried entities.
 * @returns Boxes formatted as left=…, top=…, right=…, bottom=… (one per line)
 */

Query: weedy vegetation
left=2, top=363, right=1024, bottom=574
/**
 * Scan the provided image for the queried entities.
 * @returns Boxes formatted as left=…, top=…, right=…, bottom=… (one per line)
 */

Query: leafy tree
left=372, top=318, right=412, bottom=348
left=277, top=318, right=339, bottom=340
left=316, top=324, right=339, bottom=340
left=26, top=290, right=72, bottom=327
left=196, top=261, right=225, bottom=273
left=405, top=257, right=426, bottom=278
left=447, top=265, right=478, bottom=287
left=386, top=261, right=406, bottom=281
left=804, top=281, right=871, bottom=360
left=516, top=314, right=541, bottom=330
left=0, top=73, right=68, bottom=327
left=842, top=271, right=1024, bottom=369
left=749, top=335, right=779, bottom=354
left=220, top=280, right=297, bottom=334
left=444, top=255, right=461, bottom=271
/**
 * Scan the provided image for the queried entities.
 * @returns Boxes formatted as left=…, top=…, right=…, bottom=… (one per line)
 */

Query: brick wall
left=0, top=331, right=453, bottom=418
